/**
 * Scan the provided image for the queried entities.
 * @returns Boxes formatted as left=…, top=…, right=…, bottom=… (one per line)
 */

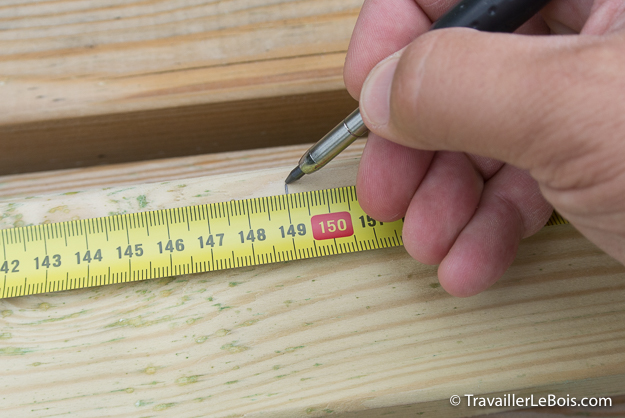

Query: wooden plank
left=1, top=156, right=624, bottom=417
left=0, top=0, right=360, bottom=174
left=0, top=139, right=367, bottom=200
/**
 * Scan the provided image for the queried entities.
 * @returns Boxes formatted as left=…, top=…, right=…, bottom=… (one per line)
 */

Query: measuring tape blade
left=0, top=185, right=568, bottom=299
left=0, top=186, right=405, bottom=298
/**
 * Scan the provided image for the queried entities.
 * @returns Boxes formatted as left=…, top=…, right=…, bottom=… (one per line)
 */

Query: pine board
left=1, top=156, right=624, bottom=417
left=0, top=0, right=360, bottom=174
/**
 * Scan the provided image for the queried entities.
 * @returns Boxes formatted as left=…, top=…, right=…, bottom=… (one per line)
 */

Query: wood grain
left=0, top=0, right=361, bottom=174
left=0, top=139, right=366, bottom=199
left=1, top=157, right=624, bottom=417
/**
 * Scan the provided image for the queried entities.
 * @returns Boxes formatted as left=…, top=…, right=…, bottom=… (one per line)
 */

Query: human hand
left=344, top=0, right=625, bottom=296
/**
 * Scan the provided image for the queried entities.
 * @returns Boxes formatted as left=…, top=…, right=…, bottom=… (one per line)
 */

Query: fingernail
left=360, top=56, right=400, bottom=127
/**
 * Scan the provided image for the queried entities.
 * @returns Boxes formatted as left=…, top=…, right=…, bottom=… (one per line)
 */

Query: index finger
left=343, top=0, right=434, bottom=99
left=344, top=0, right=555, bottom=99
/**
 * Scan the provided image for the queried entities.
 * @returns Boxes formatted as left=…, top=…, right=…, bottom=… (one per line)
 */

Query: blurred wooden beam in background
left=0, top=0, right=360, bottom=174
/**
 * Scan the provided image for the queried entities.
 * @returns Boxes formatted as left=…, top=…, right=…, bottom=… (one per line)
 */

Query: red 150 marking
left=311, top=212, right=354, bottom=240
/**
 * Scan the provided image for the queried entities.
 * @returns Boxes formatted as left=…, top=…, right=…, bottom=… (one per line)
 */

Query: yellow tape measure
left=0, top=187, right=403, bottom=298
left=0, top=186, right=568, bottom=298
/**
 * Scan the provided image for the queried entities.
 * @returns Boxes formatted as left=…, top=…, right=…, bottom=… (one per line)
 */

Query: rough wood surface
left=0, top=0, right=360, bottom=174
left=1, top=156, right=624, bottom=417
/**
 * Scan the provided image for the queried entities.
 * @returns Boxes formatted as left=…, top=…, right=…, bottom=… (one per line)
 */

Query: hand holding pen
left=302, top=0, right=625, bottom=296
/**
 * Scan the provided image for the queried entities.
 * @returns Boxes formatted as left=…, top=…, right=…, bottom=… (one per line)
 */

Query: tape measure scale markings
left=0, top=186, right=404, bottom=298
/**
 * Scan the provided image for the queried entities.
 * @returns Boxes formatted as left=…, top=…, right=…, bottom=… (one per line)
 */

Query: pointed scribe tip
left=284, top=166, right=304, bottom=185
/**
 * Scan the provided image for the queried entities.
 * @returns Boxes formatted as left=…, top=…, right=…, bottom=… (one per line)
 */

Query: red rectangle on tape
left=311, top=212, right=354, bottom=240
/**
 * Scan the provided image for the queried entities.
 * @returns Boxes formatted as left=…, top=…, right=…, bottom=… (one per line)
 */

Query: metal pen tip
left=285, top=166, right=305, bottom=185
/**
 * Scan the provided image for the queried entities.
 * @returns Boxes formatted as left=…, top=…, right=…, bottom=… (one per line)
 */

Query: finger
left=356, top=133, right=434, bottom=221
left=344, top=0, right=431, bottom=99
left=358, top=28, right=619, bottom=185
left=465, top=154, right=504, bottom=180
left=541, top=0, right=593, bottom=34
left=344, top=0, right=551, bottom=99
left=438, top=165, right=553, bottom=297
left=402, top=152, right=483, bottom=265
left=582, top=0, right=625, bottom=34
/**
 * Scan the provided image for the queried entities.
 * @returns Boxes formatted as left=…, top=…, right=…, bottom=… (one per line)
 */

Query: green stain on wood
left=176, top=375, right=201, bottom=386
left=136, top=195, right=148, bottom=208
left=13, top=215, right=24, bottom=227
left=0, top=332, right=11, bottom=339
left=107, top=187, right=135, bottom=196
left=284, top=346, right=305, bottom=353
left=48, top=205, right=69, bottom=214
left=237, top=319, right=258, bottom=328
left=157, top=277, right=177, bottom=286
left=105, top=315, right=172, bottom=328
left=144, top=366, right=158, bottom=375
left=275, top=370, right=300, bottom=378
left=104, top=337, right=126, bottom=343
left=153, top=402, right=177, bottom=411
left=110, top=387, right=135, bottom=394
left=141, top=380, right=164, bottom=386
left=193, top=190, right=211, bottom=197
left=0, top=347, right=33, bottom=356
left=25, top=310, right=88, bottom=325
left=221, top=342, right=250, bottom=353
left=429, top=283, right=441, bottom=289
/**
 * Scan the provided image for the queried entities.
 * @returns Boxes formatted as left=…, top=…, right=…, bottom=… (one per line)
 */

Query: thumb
left=359, top=28, right=625, bottom=182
